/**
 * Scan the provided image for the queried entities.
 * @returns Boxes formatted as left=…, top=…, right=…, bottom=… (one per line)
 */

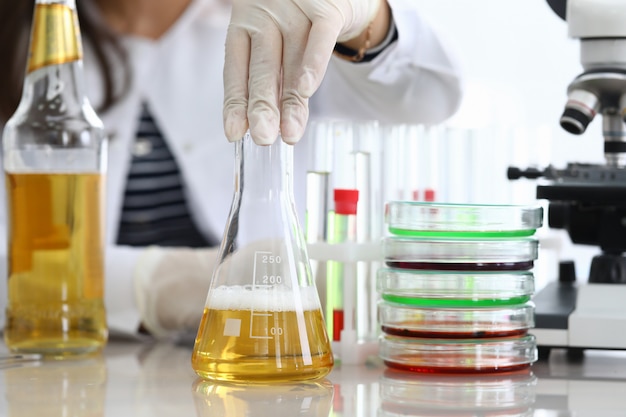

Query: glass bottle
left=192, top=133, right=334, bottom=383
left=2, top=0, right=108, bottom=356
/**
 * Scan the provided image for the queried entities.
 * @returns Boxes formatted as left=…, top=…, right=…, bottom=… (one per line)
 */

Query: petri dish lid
left=378, top=301, right=535, bottom=337
left=379, top=334, right=538, bottom=374
left=379, top=368, right=537, bottom=413
left=385, top=201, right=543, bottom=238
left=377, top=268, right=535, bottom=307
left=383, top=236, right=539, bottom=265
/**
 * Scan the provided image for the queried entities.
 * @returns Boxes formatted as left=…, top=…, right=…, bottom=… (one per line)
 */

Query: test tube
left=352, top=151, right=378, bottom=341
left=421, top=125, right=442, bottom=202
left=306, top=121, right=334, bottom=313
left=306, top=121, right=334, bottom=243
left=327, top=189, right=359, bottom=342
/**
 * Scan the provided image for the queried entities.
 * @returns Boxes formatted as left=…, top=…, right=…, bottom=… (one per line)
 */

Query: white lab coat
left=0, top=0, right=462, bottom=334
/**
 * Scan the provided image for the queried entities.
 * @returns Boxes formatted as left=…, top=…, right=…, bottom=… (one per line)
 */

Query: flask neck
left=236, top=135, right=295, bottom=199
left=20, top=0, right=87, bottom=114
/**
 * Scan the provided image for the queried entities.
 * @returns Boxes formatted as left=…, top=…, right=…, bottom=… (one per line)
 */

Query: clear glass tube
left=351, top=151, right=378, bottom=341
left=326, top=189, right=358, bottom=342
left=2, top=0, right=108, bottom=357
left=192, top=133, right=333, bottom=383
left=305, top=121, right=333, bottom=317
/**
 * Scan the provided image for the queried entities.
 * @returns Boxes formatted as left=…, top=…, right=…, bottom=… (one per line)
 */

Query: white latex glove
left=134, top=247, right=218, bottom=340
left=223, top=0, right=381, bottom=145
left=133, top=242, right=274, bottom=339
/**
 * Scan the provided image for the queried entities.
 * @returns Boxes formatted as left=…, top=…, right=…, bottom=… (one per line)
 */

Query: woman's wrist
left=334, top=1, right=392, bottom=62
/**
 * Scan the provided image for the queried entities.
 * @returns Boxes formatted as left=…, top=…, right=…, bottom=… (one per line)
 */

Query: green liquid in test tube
left=327, top=189, right=359, bottom=342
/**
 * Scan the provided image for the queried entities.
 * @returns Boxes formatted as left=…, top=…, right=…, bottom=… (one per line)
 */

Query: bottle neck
left=35, top=0, right=76, bottom=5
left=20, top=0, right=87, bottom=114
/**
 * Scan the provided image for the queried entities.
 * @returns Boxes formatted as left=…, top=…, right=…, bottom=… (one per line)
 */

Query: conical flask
left=192, top=133, right=334, bottom=383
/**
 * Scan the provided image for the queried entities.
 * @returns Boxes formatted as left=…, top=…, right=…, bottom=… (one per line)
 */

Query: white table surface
left=1, top=339, right=626, bottom=416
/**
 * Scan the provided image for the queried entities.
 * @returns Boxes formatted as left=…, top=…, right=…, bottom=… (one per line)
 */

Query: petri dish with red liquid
left=379, top=334, right=538, bottom=374
left=379, top=367, right=537, bottom=416
left=377, top=268, right=535, bottom=307
left=383, top=237, right=539, bottom=272
left=378, top=301, right=534, bottom=338
left=385, top=201, right=543, bottom=238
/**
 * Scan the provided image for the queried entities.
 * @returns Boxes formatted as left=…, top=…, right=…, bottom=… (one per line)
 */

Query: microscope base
left=533, top=283, right=626, bottom=354
left=569, top=284, right=626, bottom=349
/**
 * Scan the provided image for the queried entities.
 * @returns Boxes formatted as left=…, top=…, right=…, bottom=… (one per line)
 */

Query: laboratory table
left=1, top=338, right=626, bottom=416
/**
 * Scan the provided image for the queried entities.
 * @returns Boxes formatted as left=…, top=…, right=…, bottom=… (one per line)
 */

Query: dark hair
left=0, top=0, right=129, bottom=122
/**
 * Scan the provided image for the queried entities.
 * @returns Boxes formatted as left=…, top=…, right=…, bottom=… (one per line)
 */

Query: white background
left=410, top=0, right=607, bottom=286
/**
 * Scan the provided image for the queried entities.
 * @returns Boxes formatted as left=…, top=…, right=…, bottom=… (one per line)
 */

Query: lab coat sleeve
left=311, top=0, right=463, bottom=125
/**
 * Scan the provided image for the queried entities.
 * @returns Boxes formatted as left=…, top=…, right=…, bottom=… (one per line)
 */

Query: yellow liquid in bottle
left=192, top=286, right=334, bottom=383
left=4, top=173, right=107, bottom=356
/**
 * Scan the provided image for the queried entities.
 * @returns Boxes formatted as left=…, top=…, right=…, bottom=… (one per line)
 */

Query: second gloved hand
left=223, top=0, right=381, bottom=145
left=134, top=246, right=218, bottom=340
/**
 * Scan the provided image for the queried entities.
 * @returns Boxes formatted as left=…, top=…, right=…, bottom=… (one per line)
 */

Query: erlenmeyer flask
left=191, top=133, right=334, bottom=383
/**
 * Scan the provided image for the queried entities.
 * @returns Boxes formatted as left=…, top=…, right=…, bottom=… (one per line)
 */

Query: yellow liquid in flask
left=192, top=286, right=334, bottom=383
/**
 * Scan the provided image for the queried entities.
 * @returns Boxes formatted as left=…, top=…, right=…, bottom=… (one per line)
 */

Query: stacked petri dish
left=378, top=202, right=543, bottom=374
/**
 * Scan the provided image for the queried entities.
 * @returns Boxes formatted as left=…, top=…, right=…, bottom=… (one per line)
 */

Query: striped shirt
left=116, top=103, right=213, bottom=248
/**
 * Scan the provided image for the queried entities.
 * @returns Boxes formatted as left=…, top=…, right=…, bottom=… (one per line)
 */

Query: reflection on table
left=193, top=379, right=333, bottom=417
left=1, top=342, right=626, bottom=416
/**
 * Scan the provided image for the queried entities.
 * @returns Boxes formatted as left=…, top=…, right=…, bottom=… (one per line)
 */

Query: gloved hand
left=133, top=242, right=278, bottom=339
left=223, top=0, right=382, bottom=145
left=133, top=247, right=218, bottom=340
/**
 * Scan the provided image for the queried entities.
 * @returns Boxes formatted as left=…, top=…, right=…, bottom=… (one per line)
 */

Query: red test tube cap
left=334, top=189, right=359, bottom=215
left=424, top=188, right=436, bottom=202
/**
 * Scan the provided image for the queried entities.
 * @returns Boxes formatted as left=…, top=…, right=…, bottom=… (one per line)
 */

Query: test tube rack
left=307, top=241, right=382, bottom=365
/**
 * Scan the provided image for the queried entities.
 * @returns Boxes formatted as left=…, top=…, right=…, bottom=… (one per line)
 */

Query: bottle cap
left=334, top=189, right=359, bottom=215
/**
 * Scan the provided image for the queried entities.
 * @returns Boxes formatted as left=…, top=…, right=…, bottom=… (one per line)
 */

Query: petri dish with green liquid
left=385, top=201, right=543, bottom=238
left=377, top=268, right=535, bottom=307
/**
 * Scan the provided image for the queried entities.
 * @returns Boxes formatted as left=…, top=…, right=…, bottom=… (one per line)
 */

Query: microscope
left=509, top=0, right=626, bottom=358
